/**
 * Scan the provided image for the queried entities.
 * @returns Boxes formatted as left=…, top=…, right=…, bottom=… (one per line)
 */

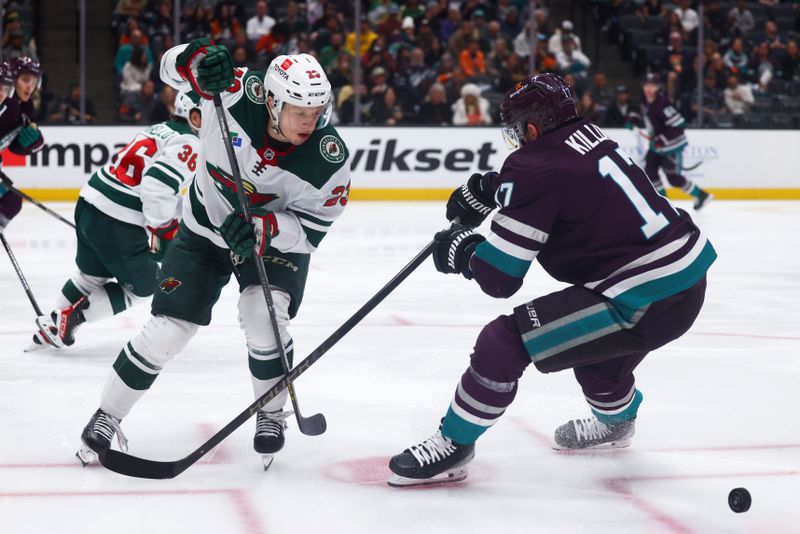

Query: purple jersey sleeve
left=644, top=95, right=687, bottom=154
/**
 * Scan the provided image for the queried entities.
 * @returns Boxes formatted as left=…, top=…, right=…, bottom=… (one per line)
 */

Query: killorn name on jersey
left=564, top=124, right=610, bottom=155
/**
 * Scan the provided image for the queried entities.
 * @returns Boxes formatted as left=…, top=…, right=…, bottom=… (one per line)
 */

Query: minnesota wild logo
left=159, top=276, right=182, bottom=294
left=320, top=135, right=345, bottom=163
left=206, top=162, right=279, bottom=207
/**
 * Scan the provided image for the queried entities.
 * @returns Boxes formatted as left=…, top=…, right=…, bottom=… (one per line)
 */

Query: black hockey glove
left=445, top=172, right=498, bottom=228
left=432, top=224, right=485, bottom=279
left=220, top=208, right=277, bottom=259
left=176, top=38, right=234, bottom=99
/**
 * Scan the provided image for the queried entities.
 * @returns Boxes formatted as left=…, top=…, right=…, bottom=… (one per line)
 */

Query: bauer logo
left=320, top=135, right=345, bottom=163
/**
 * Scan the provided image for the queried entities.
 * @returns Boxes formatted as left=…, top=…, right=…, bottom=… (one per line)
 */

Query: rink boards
left=5, top=125, right=799, bottom=200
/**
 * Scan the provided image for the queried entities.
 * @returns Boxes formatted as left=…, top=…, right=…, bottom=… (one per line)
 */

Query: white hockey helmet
left=173, top=90, right=200, bottom=121
left=264, top=54, right=332, bottom=133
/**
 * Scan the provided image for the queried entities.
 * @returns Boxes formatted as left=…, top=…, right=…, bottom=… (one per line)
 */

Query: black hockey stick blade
left=0, top=171, right=76, bottom=229
left=682, top=160, right=703, bottom=171
left=297, top=412, right=327, bottom=436
left=96, top=240, right=434, bottom=479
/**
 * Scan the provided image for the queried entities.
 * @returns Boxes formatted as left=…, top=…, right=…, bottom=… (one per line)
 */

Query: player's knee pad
left=470, top=314, right=531, bottom=383
left=129, top=314, right=199, bottom=368
left=237, top=285, right=291, bottom=352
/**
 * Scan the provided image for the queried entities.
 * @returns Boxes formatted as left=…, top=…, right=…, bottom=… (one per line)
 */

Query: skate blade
left=262, top=454, right=275, bottom=471
left=75, top=445, right=97, bottom=467
left=553, top=438, right=632, bottom=452
left=387, top=467, right=469, bottom=488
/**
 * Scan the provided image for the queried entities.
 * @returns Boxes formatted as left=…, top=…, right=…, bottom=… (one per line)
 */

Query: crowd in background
left=4, top=0, right=800, bottom=128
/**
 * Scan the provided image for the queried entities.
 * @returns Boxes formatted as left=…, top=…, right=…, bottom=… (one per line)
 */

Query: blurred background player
left=0, top=57, right=45, bottom=232
left=628, top=73, right=712, bottom=211
left=29, top=92, right=201, bottom=350
left=76, top=39, right=350, bottom=469
left=388, top=73, right=716, bottom=487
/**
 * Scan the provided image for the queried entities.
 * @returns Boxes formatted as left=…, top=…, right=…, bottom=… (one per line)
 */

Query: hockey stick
left=1, top=232, right=44, bottom=316
left=631, top=128, right=702, bottom=171
left=98, top=239, right=435, bottom=479
left=0, top=171, right=76, bottom=229
left=210, top=94, right=325, bottom=436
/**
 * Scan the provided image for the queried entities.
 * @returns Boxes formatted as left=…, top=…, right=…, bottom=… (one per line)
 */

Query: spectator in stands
left=758, top=20, right=787, bottom=58
left=705, top=52, right=727, bottom=88
left=417, top=82, right=453, bottom=125
left=119, top=17, right=148, bottom=47
left=494, top=52, right=527, bottom=93
left=284, top=1, right=307, bottom=34
left=3, top=11, right=36, bottom=58
left=556, top=35, right=591, bottom=78
left=439, top=8, right=462, bottom=44
left=578, top=91, right=602, bottom=122
left=723, top=75, right=754, bottom=115
left=603, top=85, right=632, bottom=127
left=548, top=20, right=581, bottom=58
left=183, top=6, right=213, bottom=42
left=723, top=38, right=751, bottom=79
left=691, top=72, right=726, bottom=124
left=728, top=0, right=755, bottom=37
left=47, top=83, right=96, bottom=125
left=777, top=40, right=799, bottom=81
left=487, top=37, right=510, bottom=79
left=459, top=38, right=487, bottom=78
left=119, top=79, right=158, bottom=124
left=328, top=52, right=353, bottom=91
left=148, top=85, right=176, bottom=124
left=318, top=32, right=349, bottom=71
left=230, top=28, right=256, bottom=66
left=674, top=0, right=700, bottom=37
left=114, top=29, right=154, bottom=75
left=210, top=3, right=240, bottom=41
left=643, top=0, right=666, bottom=18
left=115, top=0, right=146, bottom=18
left=370, top=86, right=405, bottom=125
left=147, top=1, right=174, bottom=39
left=120, top=46, right=152, bottom=96
left=750, top=41, right=775, bottom=92
left=369, top=66, right=391, bottom=102
left=246, top=1, right=276, bottom=42
left=377, top=6, right=403, bottom=39
left=3, top=31, right=37, bottom=61
left=452, top=83, right=491, bottom=126
left=590, top=72, right=613, bottom=111
left=395, top=47, right=435, bottom=106
left=346, top=19, right=379, bottom=58
left=704, top=0, right=727, bottom=43
left=401, top=0, right=424, bottom=22
left=664, top=31, right=693, bottom=101
left=449, top=20, right=475, bottom=57
left=501, top=6, right=522, bottom=39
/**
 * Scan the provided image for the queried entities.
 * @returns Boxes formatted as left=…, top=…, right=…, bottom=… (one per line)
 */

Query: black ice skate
left=31, top=297, right=89, bottom=350
left=553, top=417, right=635, bottom=450
left=254, top=410, right=291, bottom=470
left=76, top=408, right=128, bottom=466
left=388, top=430, right=475, bottom=487
left=693, top=190, right=713, bottom=211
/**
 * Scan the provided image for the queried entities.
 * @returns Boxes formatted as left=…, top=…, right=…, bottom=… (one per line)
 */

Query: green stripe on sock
left=249, top=347, right=294, bottom=380
left=105, top=282, right=128, bottom=315
left=61, top=279, right=86, bottom=304
left=112, top=348, right=159, bottom=390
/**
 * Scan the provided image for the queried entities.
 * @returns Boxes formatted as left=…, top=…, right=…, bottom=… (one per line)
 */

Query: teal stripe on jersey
left=473, top=240, right=532, bottom=278
left=524, top=306, right=622, bottom=361
left=88, top=173, right=143, bottom=211
left=300, top=224, right=327, bottom=248
left=440, top=406, right=490, bottom=445
left=611, top=241, right=716, bottom=311
left=295, top=211, right=333, bottom=227
left=144, top=166, right=181, bottom=193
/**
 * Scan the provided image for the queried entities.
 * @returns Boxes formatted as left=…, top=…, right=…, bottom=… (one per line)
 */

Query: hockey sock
left=440, top=366, right=517, bottom=446
left=82, top=282, right=140, bottom=322
left=102, top=343, right=162, bottom=419
left=589, top=388, right=644, bottom=425
left=688, top=185, right=702, bottom=198
left=250, top=339, right=294, bottom=412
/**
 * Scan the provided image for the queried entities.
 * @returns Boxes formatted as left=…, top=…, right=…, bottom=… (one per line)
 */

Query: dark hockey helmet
left=10, top=56, right=43, bottom=89
left=642, top=72, right=662, bottom=86
left=500, top=72, right=578, bottom=149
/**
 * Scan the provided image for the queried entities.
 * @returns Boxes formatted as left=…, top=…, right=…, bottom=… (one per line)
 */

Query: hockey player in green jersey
left=29, top=92, right=202, bottom=350
left=76, top=39, right=351, bottom=469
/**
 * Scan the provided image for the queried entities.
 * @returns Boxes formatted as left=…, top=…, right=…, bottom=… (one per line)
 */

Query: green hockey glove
left=176, top=38, right=234, bottom=99
left=220, top=208, right=278, bottom=258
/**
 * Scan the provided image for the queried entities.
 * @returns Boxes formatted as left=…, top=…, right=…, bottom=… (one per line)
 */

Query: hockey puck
left=728, top=487, right=751, bottom=513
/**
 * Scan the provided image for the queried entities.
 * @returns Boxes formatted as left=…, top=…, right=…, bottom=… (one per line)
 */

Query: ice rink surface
left=1, top=199, right=799, bottom=534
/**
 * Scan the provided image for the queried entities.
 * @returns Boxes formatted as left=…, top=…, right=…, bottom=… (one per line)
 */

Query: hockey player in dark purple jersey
left=388, top=73, right=717, bottom=487
left=628, top=73, right=712, bottom=211
left=0, top=57, right=45, bottom=231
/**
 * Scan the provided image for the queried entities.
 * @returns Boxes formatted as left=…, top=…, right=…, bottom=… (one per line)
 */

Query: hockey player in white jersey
left=76, top=39, right=350, bottom=469
left=29, top=92, right=201, bottom=350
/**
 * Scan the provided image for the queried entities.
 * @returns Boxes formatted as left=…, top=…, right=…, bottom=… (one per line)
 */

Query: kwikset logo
left=350, top=139, right=497, bottom=172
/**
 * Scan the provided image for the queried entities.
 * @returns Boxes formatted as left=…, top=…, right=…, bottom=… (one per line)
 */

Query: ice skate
left=553, top=417, right=635, bottom=450
left=388, top=430, right=475, bottom=487
left=76, top=408, right=128, bottom=466
left=254, top=410, right=291, bottom=470
left=693, top=190, right=713, bottom=211
left=32, top=297, right=89, bottom=349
